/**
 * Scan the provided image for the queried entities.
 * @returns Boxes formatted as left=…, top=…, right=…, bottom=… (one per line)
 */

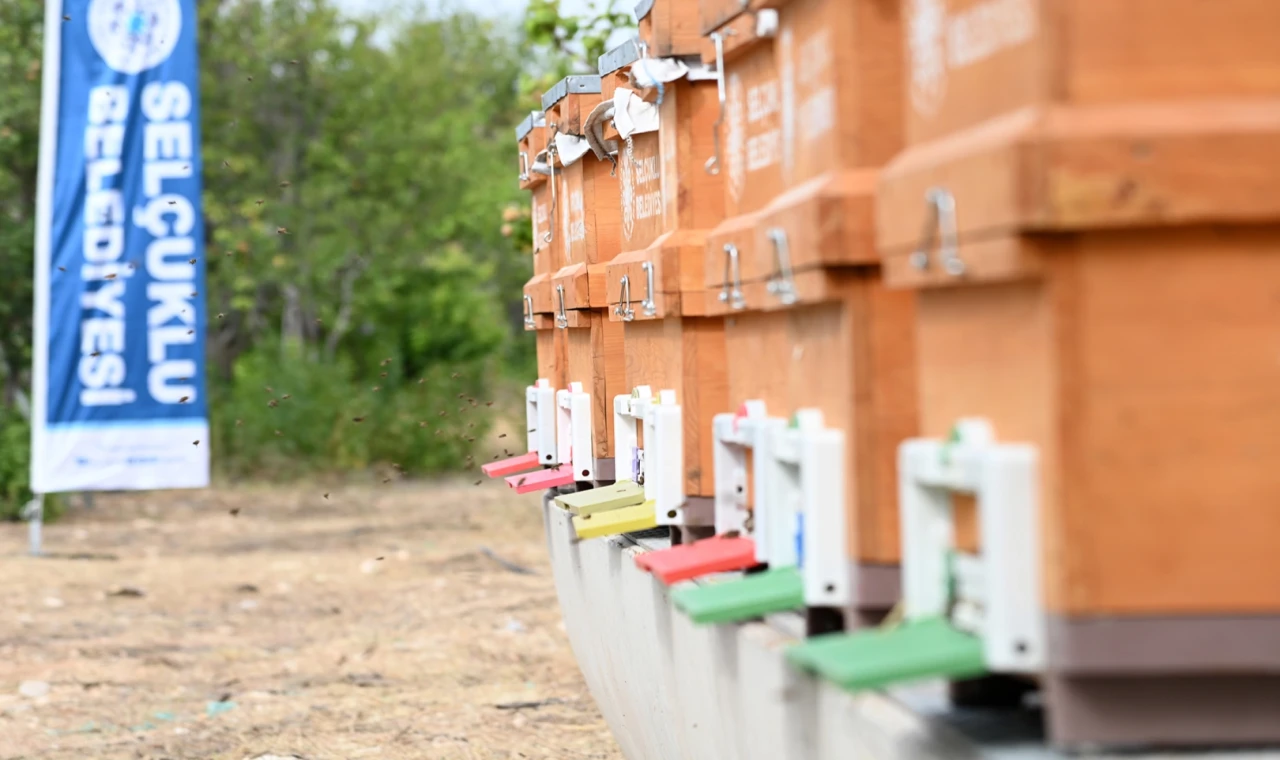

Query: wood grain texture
left=518, top=120, right=548, bottom=193
left=536, top=327, right=567, bottom=390
left=878, top=102, right=1280, bottom=254
left=723, top=269, right=917, bottom=566
left=778, top=0, right=904, bottom=179
left=623, top=317, right=728, bottom=497
left=880, top=0, right=1280, bottom=253
left=883, top=0, right=1280, bottom=618
left=639, top=0, right=702, bottom=56
left=531, top=179, right=556, bottom=269
left=524, top=273, right=555, bottom=315
left=564, top=311, right=626, bottom=458
left=1061, top=228, right=1280, bottom=615
left=917, top=228, right=1280, bottom=615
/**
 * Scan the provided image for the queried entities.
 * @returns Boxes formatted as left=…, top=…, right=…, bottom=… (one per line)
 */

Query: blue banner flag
left=31, top=0, right=209, bottom=492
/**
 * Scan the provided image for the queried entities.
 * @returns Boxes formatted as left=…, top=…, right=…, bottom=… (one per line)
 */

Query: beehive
left=635, top=0, right=701, bottom=58
left=601, top=33, right=729, bottom=504
left=541, top=76, right=628, bottom=467
left=876, top=0, right=1280, bottom=746
left=517, top=110, right=567, bottom=389
left=701, top=0, right=918, bottom=624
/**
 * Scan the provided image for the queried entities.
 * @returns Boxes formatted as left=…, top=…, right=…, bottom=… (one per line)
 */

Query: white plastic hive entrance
left=760, top=409, right=848, bottom=608
left=526, top=378, right=558, bottom=465
left=898, top=418, right=1045, bottom=673
left=556, top=382, right=595, bottom=481
left=612, top=385, right=652, bottom=484
left=613, top=387, right=687, bottom=524
left=712, top=401, right=781, bottom=562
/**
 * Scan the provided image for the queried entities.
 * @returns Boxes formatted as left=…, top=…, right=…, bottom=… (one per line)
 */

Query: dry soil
left=0, top=480, right=623, bottom=760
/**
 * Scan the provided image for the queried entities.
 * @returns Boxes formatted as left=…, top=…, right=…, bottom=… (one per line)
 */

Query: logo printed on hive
left=88, top=0, right=182, bottom=75
left=619, top=148, right=635, bottom=241
left=725, top=73, right=746, bottom=204
left=908, top=0, right=948, bottom=118
left=908, top=0, right=1038, bottom=118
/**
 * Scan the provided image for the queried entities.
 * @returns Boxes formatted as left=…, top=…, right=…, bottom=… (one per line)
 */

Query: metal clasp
left=911, top=188, right=964, bottom=277
left=518, top=151, right=529, bottom=182
left=615, top=274, right=636, bottom=321
left=555, top=284, right=569, bottom=329
left=717, top=243, right=745, bottom=310
left=641, top=261, right=657, bottom=317
left=766, top=228, right=797, bottom=305
left=523, top=294, right=535, bottom=328
left=543, top=136, right=558, bottom=244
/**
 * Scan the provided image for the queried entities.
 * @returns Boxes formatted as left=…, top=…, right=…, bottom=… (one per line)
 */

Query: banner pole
left=26, top=495, right=43, bottom=558
left=29, top=0, right=63, bottom=499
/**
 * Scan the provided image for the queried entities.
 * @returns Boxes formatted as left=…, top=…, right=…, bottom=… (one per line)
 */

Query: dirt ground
left=0, top=479, right=624, bottom=760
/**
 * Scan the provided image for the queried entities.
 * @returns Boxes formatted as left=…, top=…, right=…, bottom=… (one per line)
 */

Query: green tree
left=520, top=0, right=635, bottom=101
left=0, top=0, right=42, bottom=409
left=0, top=0, right=636, bottom=514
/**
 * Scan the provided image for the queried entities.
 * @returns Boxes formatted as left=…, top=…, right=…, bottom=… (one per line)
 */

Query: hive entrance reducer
left=485, top=378, right=556, bottom=484
left=502, top=379, right=574, bottom=493
left=762, top=409, right=848, bottom=624
left=788, top=418, right=1045, bottom=691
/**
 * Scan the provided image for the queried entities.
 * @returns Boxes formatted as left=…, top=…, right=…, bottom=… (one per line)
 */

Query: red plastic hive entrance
left=505, top=465, right=574, bottom=493
left=482, top=452, right=541, bottom=478
left=634, top=536, right=758, bottom=585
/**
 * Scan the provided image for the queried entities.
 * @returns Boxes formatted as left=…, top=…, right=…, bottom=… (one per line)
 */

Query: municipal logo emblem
left=619, top=148, right=635, bottom=241
left=88, top=0, right=183, bottom=75
left=778, top=27, right=795, bottom=182
left=908, top=0, right=948, bottom=117
left=725, top=73, right=745, bottom=204
left=560, top=175, right=571, bottom=255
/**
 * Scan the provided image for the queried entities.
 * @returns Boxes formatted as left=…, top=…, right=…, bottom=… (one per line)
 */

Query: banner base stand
left=22, top=495, right=43, bottom=557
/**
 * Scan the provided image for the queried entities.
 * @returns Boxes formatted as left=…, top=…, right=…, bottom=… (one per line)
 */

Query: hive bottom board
left=540, top=493, right=1280, bottom=760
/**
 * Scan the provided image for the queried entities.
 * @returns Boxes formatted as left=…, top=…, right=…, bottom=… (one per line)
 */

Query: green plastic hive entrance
left=785, top=616, right=987, bottom=692
left=670, top=567, right=804, bottom=625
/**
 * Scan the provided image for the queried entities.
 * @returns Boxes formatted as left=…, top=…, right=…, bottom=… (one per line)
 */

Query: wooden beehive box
left=517, top=111, right=567, bottom=390
left=548, top=75, right=622, bottom=311
left=876, top=0, right=1280, bottom=746
left=542, top=76, right=628, bottom=463
left=698, top=0, right=918, bottom=619
left=701, top=11, right=785, bottom=309
left=598, top=32, right=730, bottom=501
left=636, top=0, right=702, bottom=57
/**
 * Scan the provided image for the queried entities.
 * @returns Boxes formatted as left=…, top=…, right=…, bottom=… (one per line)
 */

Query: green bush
left=0, top=407, right=64, bottom=522
left=211, top=344, right=500, bottom=479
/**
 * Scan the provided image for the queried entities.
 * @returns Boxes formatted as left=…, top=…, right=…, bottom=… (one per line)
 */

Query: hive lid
left=785, top=617, right=987, bottom=692
left=542, top=75, right=603, bottom=112
left=514, top=110, right=545, bottom=141
left=671, top=566, right=803, bottom=624
left=634, top=0, right=654, bottom=21
left=598, top=38, right=641, bottom=76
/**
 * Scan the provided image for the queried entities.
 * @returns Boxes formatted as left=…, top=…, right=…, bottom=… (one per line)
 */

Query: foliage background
left=0, top=0, right=632, bottom=517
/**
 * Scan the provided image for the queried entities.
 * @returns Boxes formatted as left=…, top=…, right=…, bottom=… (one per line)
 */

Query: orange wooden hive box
left=635, top=0, right=701, bottom=59
left=544, top=75, right=628, bottom=480
left=876, top=0, right=1280, bottom=747
left=701, top=0, right=919, bottom=629
left=518, top=110, right=567, bottom=391
left=600, top=27, right=729, bottom=526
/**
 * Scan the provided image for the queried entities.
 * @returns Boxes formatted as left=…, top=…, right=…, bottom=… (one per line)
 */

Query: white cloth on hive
left=611, top=87, right=660, bottom=140
left=553, top=131, right=593, bottom=166
left=630, top=57, right=689, bottom=88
